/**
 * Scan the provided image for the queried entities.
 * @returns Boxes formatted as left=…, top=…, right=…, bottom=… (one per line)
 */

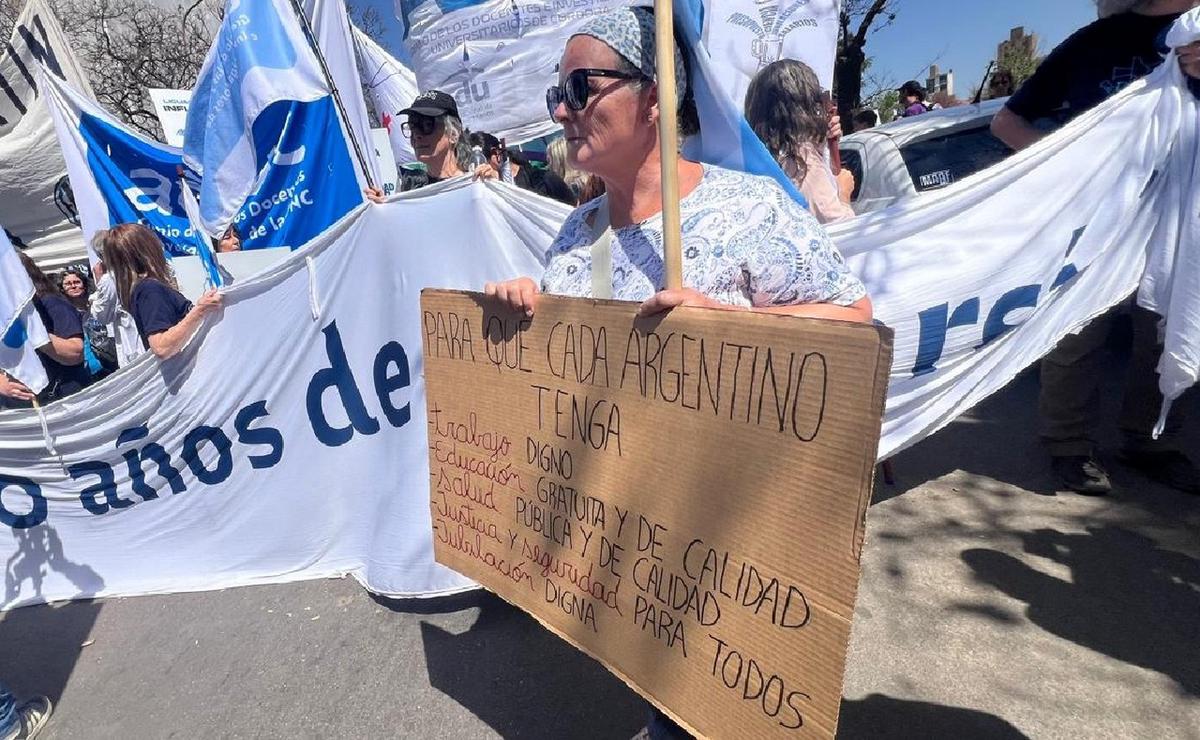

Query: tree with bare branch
left=3, top=0, right=386, bottom=141
left=2, top=0, right=221, bottom=139
left=835, top=0, right=900, bottom=123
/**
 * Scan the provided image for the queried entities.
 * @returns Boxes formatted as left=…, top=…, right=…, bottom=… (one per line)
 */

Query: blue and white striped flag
left=183, top=0, right=331, bottom=234
left=0, top=229, right=50, bottom=394
left=674, top=0, right=807, bottom=204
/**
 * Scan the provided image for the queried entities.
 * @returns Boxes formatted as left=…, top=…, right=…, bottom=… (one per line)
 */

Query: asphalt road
left=3, top=360, right=1199, bottom=739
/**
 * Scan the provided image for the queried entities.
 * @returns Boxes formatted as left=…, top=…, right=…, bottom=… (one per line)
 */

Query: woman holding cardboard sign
left=484, top=6, right=871, bottom=324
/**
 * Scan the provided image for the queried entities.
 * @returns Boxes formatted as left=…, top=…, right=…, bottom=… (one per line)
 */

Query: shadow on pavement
left=879, top=369, right=1062, bottom=502
left=1, top=521, right=104, bottom=705
left=4, top=524, right=104, bottom=609
left=420, top=591, right=644, bottom=739
left=963, top=525, right=1200, bottom=696
left=371, top=588, right=487, bottom=615
left=838, top=693, right=1029, bottom=739
left=0, top=599, right=102, bottom=705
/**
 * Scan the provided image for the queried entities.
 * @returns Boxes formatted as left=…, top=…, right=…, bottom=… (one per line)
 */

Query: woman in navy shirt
left=101, top=224, right=222, bottom=360
left=0, top=252, right=91, bottom=405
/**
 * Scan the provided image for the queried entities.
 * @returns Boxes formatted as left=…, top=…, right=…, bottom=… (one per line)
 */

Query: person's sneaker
left=2, top=696, right=53, bottom=740
left=1120, top=449, right=1200, bottom=494
left=1051, top=455, right=1111, bottom=495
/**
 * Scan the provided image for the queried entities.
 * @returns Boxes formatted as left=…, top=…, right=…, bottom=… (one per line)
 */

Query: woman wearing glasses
left=484, top=6, right=871, bottom=326
left=397, top=90, right=471, bottom=191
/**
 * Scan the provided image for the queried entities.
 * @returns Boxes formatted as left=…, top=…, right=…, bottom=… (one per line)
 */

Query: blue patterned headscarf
left=571, top=6, right=687, bottom=103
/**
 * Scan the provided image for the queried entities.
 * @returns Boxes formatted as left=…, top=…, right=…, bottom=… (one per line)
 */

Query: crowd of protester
left=7, top=0, right=1198, bottom=502
left=2, top=3, right=1200, bottom=737
left=0, top=224, right=223, bottom=410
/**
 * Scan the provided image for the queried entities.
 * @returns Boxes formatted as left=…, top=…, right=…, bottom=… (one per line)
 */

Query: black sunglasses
left=546, top=68, right=643, bottom=120
left=401, top=115, right=439, bottom=136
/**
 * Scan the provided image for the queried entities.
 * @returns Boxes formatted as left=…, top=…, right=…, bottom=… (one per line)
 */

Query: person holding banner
left=488, top=11, right=867, bottom=734
left=102, top=224, right=223, bottom=360
left=486, top=7, right=870, bottom=326
left=991, top=0, right=1200, bottom=495
left=744, top=59, right=856, bottom=224
left=3, top=252, right=91, bottom=404
left=398, top=91, right=470, bottom=188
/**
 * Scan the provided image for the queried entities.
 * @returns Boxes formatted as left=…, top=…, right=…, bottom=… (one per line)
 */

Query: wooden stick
left=653, top=0, right=683, bottom=291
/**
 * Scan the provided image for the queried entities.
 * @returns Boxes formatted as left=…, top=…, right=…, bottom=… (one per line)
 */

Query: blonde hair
left=546, top=137, right=588, bottom=193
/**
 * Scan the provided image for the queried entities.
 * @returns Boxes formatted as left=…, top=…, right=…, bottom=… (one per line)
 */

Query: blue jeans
left=0, top=680, right=16, bottom=735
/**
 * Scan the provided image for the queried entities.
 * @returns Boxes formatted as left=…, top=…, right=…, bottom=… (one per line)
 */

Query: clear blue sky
left=361, top=0, right=1099, bottom=94
left=862, top=0, right=1096, bottom=96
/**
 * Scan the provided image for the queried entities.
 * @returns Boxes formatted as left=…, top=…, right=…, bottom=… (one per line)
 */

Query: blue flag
left=184, top=0, right=360, bottom=237
left=43, top=67, right=360, bottom=256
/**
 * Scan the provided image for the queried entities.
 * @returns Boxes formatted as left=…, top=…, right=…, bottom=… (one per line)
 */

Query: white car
left=839, top=98, right=1012, bottom=214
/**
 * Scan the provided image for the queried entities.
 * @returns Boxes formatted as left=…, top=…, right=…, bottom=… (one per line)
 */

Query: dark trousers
left=1038, top=303, right=1182, bottom=457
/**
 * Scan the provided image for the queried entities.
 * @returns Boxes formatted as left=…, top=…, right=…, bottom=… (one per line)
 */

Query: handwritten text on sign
left=421, top=291, right=892, bottom=739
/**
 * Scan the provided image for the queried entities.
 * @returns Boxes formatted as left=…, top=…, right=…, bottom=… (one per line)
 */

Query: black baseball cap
left=399, top=90, right=459, bottom=118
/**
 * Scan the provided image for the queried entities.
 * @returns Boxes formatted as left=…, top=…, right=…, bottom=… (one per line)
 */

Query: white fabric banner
left=353, top=25, right=419, bottom=165
left=3, top=9, right=1197, bottom=612
left=147, top=88, right=191, bottom=148
left=0, top=0, right=93, bottom=271
left=1139, top=13, right=1200, bottom=430
left=0, top=180, right=560, bottom=608
left=833, top=17, right=1199, bottom=456
left=394, top=0, right=625, bottom=143
left=702, top=0, right=840, bottom=108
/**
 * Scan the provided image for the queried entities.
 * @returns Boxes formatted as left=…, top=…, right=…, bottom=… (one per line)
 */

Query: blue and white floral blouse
left=541, top=165, right=867, bottom=307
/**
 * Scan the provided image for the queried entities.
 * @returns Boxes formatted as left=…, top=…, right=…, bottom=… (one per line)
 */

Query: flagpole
left=287, top=0, right=377, bottom=191
left=654, top=0, right=683, bottom=291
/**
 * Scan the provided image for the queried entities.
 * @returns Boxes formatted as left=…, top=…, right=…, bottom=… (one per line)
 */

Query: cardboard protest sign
left=421, top=290, right=893, bottom=738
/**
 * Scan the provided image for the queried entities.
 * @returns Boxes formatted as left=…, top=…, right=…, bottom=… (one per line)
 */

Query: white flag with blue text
left=305, top=0, right=382, bottom=189
left=0, top=230, right=50, bottom=394
left=184, top=0, right=331, bottom=233
left=41, top=69, right=203, bottom=262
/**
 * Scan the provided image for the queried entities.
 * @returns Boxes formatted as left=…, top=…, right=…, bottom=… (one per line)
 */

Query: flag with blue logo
left=674, top=0, right=807, bottom=204
left=184, top=0, right=361, bottom=241
left=43, top=63, right=359, bottom=257
left=41, top=68, right=202, bottom=260
left=0, top=229, right=50, bottom=394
